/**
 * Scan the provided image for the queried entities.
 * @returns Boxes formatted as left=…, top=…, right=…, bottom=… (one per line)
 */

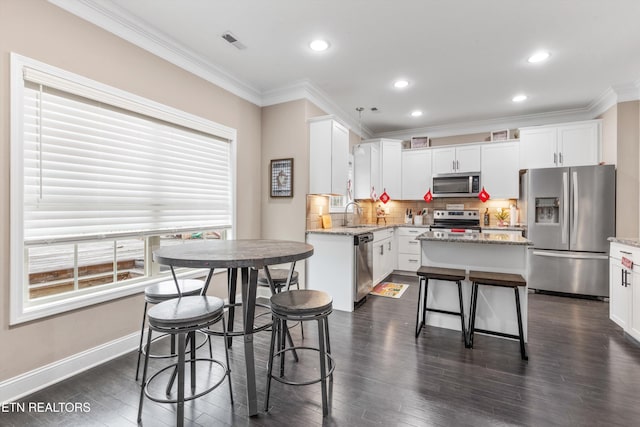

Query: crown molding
left=49, top=0, right=263, bottom=105
left=374, top=107, right=594, bottom=140
left=612, top=79, right=640, bottom=103
left=262, top=80, right=373, bottom=139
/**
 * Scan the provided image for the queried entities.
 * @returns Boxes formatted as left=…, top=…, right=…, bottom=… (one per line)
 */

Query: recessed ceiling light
left=512, top=94, right=528, bottom=102
left=394, top=80, right=409, bottom=89
left=309, top=39, right=329, bottom=52
left=411, top=110, right=423, bottom=117
left=528, top=51, right=550, bottom=63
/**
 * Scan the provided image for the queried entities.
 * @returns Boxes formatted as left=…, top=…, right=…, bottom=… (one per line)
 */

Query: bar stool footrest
left=143, top=357, right=229, bottom=404
left=268, top=346, right=335, bottom=386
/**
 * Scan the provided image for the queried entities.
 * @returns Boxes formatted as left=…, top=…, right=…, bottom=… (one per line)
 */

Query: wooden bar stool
left=135, top=279, right=209, bottom=380
left=137, top=295, right=233, bottom=427
left=468, top=270, right=528, bottom=361
left=415, top=266, right=469, bottom=347
left=264, top=290, right=335, bottom=416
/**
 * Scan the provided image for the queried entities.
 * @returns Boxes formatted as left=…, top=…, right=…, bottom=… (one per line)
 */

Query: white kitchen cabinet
left=519, top=120, right=600, bottom=170
left=373, top=228, right=395, bottom=284
left=306, top=233, right=355, bottom=312
left=309, top=116, right=349, bottom=195
left=481, top=141, right=520, bottom=199
left=401, top=149, right=432, bottom=200
left=609, top=242, right=640, bottom=340
left=354, top=139, right=402, bottom=201
left=609, top=257, right=629, bottom=330
left=397, top=227, right=423, bottom=271
left=630, top=266, right=640, bottom=341
left=432, top=144, right=481, bottom=175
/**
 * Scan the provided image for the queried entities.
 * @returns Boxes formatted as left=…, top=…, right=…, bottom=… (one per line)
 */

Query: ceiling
left=54, top=0, right=640, bottom=138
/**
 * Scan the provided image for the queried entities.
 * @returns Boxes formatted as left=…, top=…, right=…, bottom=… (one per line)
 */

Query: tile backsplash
left=306, top=195, right=520, bottom=229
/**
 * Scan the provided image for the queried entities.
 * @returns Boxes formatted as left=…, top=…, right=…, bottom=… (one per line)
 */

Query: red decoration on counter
left=478, top=187, right=490, bottom=202
left=379, top=189, right=390, bottom=204
left=423, top=189, right=433, bottom=203
left=622, top=257, right=634, bottom=270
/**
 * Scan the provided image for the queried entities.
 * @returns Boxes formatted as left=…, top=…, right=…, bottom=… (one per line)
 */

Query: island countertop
left=416, top=230, right=532, bottom=245
left=608, top=237, right=640, bottom=248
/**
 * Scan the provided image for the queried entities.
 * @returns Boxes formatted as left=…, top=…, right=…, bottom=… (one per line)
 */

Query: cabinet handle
left=408, top=230, right=419, bottom=233
left=408, top=259, right=419, bottom=263
left=380, top=246, right=384, bottom=255
left=456, top=160, right=460, bottom=170
left=388, top=242, right=391, bottom=251
left=452, top=160, right=456, bottom=171
left=621, top=269, right=624, bottom=287
left=554, top=152, right=557, bottom=165
left=409, top=241, right=419, bottom=244
left=621, top=251, right=632, bottom=255
left=559, top=152, right=563, bottom=164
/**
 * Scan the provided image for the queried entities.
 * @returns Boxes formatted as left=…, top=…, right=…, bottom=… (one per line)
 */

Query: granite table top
left=153, top=239, right=314, bottom=269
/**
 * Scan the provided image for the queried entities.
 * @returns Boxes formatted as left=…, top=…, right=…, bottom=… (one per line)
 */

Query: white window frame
left=10, top=53, right=237, bottom=325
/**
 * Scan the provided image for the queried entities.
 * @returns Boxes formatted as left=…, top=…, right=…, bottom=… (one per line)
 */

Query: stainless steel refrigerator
left=521, top=165, right=615, bottom=297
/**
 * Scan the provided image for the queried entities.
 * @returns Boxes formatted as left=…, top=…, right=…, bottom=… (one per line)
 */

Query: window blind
left=22, top=82, right=232, bottom=244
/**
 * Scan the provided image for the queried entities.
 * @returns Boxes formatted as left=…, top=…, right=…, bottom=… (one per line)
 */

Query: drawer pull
left=621, top=251, right=632, bottom=255
left=408, top=259, right=419, bottom=263
left=409, top=241, right=419, bottom=244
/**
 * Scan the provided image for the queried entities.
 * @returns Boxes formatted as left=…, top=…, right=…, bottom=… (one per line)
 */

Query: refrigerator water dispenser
left=535, top=197, right=559, bottom=224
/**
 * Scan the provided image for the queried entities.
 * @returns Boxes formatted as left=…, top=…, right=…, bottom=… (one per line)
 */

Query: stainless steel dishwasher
left=354, top=233, right=374, bottom=304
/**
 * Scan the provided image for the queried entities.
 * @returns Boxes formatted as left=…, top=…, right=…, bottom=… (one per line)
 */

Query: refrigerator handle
left=562, top=171, right=569, bottom=244
left=571, top=171, right=578, bottom=246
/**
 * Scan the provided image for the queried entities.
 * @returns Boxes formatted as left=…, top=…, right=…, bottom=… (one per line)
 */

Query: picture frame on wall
left=270, top=158, right=293, bottom=198
left=410, top=136, right=430, bottom=149
left=490, top=129, right=509, bottom=141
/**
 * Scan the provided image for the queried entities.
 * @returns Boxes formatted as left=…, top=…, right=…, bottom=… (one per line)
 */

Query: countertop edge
left=608, top=237, right=640, bottom=248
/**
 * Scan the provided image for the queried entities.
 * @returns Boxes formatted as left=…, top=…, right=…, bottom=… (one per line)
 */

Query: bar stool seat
left=137, top=295, right=233, bottom=427
left=415, top=266, right=468, bottom=347
left=258, top=269, right=299, bottom=290
left=264, top=290, right=334, bottom=416
left=135, top=279, right=208, bottom=380
left=468, top=270, right=528, bottom=360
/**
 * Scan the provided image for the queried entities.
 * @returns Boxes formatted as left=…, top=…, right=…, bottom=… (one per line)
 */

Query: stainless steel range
left=430, top=209, right=481, bottom=232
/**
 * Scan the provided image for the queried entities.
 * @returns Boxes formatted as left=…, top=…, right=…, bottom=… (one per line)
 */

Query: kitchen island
left=417, top=230, right=532, bottom=340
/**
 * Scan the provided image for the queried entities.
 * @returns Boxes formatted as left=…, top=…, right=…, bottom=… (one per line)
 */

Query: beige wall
left=0, top=0, right=261, bottom=381
left=616, top=101, right=640, bottom=238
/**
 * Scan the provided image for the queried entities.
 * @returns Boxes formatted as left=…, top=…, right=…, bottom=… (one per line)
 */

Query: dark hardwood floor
left=4, top=273, right=640, bottom=426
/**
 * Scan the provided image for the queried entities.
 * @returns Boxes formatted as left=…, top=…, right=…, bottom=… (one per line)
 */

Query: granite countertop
left=482, top=225, right=527, bottom=231
left=306, top=223, right=431, bottom=236
left=416, top=230, right=532, bottom=245
left=608, top=237, right=640, bottom=248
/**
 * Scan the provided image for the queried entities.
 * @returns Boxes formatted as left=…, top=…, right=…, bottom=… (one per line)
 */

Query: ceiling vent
left=221, top=32, right=246, bottom=50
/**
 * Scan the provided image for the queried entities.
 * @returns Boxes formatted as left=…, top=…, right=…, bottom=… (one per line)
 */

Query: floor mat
left=369, top=282, right=409, bottom=298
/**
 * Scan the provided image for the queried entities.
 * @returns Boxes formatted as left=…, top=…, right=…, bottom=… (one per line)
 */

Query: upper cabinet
left=432, top=145, right=481, bottom=175
left=354, top=139, right=402, bottom=200
left=309, top=117, right=349, bottom=194
left=481, top=141, right=520, bottom=199
left=519, top=120, right=600, bottom=169
left=402, top=149, right=432, bottom=200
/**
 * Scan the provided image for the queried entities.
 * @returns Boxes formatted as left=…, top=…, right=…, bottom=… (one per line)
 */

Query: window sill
left=10, top=269, right=215, bottom=325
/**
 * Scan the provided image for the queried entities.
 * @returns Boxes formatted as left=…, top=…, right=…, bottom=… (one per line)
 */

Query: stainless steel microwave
left=432, top=172, right=481, bottom=197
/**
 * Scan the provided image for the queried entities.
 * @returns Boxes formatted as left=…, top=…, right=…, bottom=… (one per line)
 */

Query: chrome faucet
left=344, top=201, right=361, bottom=226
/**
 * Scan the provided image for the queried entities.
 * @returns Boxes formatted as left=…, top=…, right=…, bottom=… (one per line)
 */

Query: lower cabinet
left=609, top=242, right=640, bottom=342
left=397, top=227, right=423, bottom=271
left=373, top=229, right=395, bottom=284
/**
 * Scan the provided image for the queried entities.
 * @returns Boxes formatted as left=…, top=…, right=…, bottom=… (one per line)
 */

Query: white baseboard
left=0, top=331, right=140, bottom=404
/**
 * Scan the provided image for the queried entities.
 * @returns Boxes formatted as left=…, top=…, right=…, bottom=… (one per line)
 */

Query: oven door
left=432, top=173, right=479, bottom=197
